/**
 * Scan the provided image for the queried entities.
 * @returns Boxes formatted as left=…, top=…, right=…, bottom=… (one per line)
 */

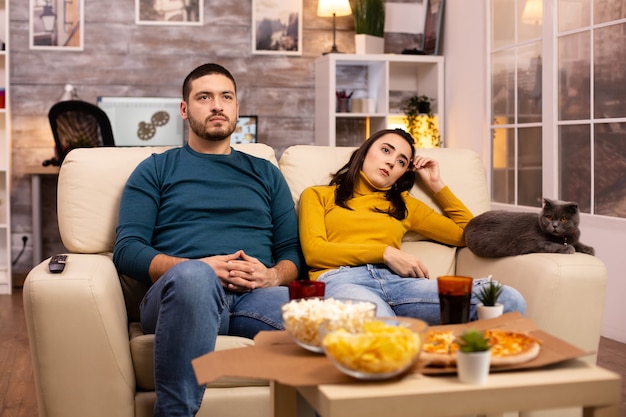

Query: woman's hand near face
left=383, top=246, right=430, bottom=279
left=413, top=155, right=445, bottom=193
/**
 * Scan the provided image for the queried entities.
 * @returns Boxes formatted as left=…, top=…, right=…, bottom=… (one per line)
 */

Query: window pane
left=594, top=0, right=626, bottom=25
left=518, top=127, right=542, bottom=207
left=558, top=0, right=590, bottom=32
left=492, top=127, right=515, bottom=204
left=594, top=122, right=626, bottom=218
left=518, top=43, right=543, bottom=124
left=559, top=124, right=591, bottom=213
left=594, top=23, right=626, bottom=119
left=558, top=32, right=591, bottom=120
left=492, top=49, right=516, bottom=124
left=492, top=0, right=516, bottom=49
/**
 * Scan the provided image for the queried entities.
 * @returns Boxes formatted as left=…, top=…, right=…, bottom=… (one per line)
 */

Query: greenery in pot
left=457, top=329, right=491, bottom=353
left=403, top=95, right=440, bottom=147
left=349, top=0, right=385, bottom=37
left=475, top=278, right=504, bottom=307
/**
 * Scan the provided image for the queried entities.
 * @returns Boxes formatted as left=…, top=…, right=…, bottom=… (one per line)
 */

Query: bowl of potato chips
left=281, top=297, right=377, bottom=353
left=321, top=317, right=428, bottom=380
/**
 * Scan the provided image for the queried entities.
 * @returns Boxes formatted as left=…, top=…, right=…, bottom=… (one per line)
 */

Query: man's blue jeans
left=139, top=260, right=288, bottom=417
left=317, top=264, right=526, bottom=325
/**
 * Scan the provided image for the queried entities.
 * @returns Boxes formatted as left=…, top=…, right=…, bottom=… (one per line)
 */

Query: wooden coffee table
left=271, top=359, right=621, bottom=417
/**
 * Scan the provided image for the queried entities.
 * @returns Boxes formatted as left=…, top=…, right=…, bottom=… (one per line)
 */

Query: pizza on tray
left=422, top=329, right=542, bottom=367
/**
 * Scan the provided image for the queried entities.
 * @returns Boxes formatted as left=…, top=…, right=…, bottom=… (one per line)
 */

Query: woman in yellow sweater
left=298, top=129, right=525, bottom=324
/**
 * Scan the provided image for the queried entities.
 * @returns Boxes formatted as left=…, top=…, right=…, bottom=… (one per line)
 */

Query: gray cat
left=464, top=198, right=595, bottom=257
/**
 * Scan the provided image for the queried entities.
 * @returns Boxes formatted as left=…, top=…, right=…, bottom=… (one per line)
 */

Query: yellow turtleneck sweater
left=298, top=172, right=473, bottom=280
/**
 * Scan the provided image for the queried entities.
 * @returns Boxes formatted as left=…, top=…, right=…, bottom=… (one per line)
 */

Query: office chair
left=43, top=100, right=115, bottom=166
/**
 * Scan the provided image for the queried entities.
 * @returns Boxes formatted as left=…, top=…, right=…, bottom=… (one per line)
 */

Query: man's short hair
left=182, top=63, right=237, bottom=101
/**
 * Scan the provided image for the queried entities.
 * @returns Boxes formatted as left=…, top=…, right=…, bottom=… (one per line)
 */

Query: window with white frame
left=490, top=0, right=626, bottom=217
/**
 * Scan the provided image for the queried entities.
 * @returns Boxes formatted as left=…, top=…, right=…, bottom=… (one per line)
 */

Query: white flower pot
left=457, top=350, right=491, bottom=385
left=355, top=34, right=384, bottom=54
left=477, top=303, right=504, bottom=320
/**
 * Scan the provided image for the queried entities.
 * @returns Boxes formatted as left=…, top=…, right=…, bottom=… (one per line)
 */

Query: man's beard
left=188, top=112, right=237, bottom=142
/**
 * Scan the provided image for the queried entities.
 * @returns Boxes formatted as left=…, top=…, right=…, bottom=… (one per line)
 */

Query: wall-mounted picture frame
left=423, top=0, right=445, bottom=55
left=29, top=0, right=84, bottom=50
left=252, top=0, right=302, bottom=55
left=231, top=116, right=258, bottom=144
left=136, top=0, right=203, bottom=26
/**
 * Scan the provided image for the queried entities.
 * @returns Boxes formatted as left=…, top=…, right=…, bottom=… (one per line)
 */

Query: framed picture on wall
left=29, top=0, right=84, bottom=50
left=252, top=0, right=302, bottom=55
left=423, top=0, right=445, bottom=55
left=136, top=0, right=203, bottom=26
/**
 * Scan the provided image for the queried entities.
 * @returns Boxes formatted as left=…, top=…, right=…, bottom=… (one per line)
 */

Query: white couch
left=23, top=143, right=607, bottom=417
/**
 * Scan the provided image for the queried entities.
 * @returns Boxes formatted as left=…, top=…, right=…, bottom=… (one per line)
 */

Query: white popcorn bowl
left=281, top=297, right=377, bottom=353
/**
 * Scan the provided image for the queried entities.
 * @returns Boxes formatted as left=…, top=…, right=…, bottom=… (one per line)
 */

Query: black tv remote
left=49, top=254, right=68, bottom=274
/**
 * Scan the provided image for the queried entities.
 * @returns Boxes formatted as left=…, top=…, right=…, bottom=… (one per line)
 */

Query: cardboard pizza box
left=192, top=312, right=590, bottom=387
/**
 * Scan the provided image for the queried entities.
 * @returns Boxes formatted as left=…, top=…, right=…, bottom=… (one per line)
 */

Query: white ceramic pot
left=457, top=350, right=491, bottom=385
left=355, top=34, right=384, bottom=54
left=477, top=303, right=504, bottom=320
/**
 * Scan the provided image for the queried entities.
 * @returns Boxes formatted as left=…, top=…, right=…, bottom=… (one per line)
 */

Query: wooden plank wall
left=7, top=0, right=418, bottom=274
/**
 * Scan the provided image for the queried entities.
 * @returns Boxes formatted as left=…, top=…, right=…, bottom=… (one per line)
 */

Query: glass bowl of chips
left=321, top=317, right=428, bottom=380
left=281, top=297, right=377, bottom=353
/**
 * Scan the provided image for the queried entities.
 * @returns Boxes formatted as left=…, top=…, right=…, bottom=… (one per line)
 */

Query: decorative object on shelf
left=317, top=0, right=353, bottom=55
left=29, top=0, right=84, bottom=50
left=136, top=0, right=202, bottom=25
left=252, top=0, right=303, bottom=55
left=350, top=0, right=385, bottom=54
left=456, top=329, right=492, bottom=385
left=423, top=0, right=445, bottom=55
left=475, top=276, right=505, bottom=320
left=336, top=90, right=353, bottom=113
left=403, top=95, right=440, bottom=148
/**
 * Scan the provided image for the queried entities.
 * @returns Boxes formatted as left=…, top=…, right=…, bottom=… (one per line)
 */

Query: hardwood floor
left=1, top=289, right=624, bottom=417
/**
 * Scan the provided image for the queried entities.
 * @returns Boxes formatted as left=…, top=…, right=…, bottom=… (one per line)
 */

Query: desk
left=272, top=360, right=622, bottom=417
left=25, top=165, right=60, bottom=265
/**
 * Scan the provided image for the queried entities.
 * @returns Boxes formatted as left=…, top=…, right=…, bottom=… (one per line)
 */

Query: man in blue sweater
left=113, top=63, right=302, bottom=417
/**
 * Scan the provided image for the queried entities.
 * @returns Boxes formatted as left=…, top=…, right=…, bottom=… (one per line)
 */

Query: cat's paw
left=576, top=245, right=595, bottom=256
left=559, top=245, right=576, bottom=254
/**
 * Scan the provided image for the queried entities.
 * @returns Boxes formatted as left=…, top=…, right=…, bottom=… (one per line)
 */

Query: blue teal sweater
left=113, top=144, right=302, bottom=284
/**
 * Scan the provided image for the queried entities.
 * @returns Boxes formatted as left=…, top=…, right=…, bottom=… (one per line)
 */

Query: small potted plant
left=350, top=0, right=385, bottom=54
left=456, top=329, right=491, bottom=384
left=475, top=277, right=504, bottom=320
left=403, top=95, right=440, bottom=148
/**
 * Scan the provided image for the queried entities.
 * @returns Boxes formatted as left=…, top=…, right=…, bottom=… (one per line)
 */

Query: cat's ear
left=566, top=203, right=579, bottom=215
left=543, top=198, right=555, bottom=209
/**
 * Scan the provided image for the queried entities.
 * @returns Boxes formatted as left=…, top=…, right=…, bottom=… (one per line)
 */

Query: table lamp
left=317, top=0, right=352, bottom=54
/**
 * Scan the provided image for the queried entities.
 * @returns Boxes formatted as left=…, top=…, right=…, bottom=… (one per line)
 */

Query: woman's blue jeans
left=317, top=264, right=526, bottom=325
left=139, top=260, right=288, bottom=417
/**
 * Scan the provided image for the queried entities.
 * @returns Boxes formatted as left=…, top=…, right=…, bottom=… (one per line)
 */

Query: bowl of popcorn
left=321, top=317, right=428, bottom=380
left=281, top=297, right=377, bottom=353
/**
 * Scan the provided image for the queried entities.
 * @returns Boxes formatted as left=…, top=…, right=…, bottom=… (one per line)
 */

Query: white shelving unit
left=314, top=53, right=444, bottom=147
left=0, top=0, right=10, bottom=294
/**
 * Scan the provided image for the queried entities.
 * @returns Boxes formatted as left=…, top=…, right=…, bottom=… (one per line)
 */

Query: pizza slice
left=421, top=329, right=541, bottom=367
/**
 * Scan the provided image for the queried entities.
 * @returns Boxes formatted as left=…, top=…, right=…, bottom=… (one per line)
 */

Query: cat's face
left=538, top=198, right=580, bottom=236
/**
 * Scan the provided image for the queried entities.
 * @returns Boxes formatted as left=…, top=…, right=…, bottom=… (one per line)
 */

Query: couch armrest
left=23, top=254, right=135, bottom=417
left=456, top=249, right=607, bottom=361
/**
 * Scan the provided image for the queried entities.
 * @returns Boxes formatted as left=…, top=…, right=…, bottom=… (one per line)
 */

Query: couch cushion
left=57, top=143, right=278, bottom=254
left=129, top=323, right=268, bottom=390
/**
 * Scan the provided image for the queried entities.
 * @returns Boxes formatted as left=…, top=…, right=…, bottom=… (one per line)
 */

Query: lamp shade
left=317, top=0, right=352, bottom=18
left=522, top=0, right=542, bottom=25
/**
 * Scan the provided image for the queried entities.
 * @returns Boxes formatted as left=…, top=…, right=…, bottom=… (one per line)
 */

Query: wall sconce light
left=317, top=0, right=352, bottom=54
left=40, top=0, right=57, bottom=33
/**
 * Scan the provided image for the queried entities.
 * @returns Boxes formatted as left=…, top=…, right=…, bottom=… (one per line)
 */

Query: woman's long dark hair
left=330, top=129, right=417, bottom=220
